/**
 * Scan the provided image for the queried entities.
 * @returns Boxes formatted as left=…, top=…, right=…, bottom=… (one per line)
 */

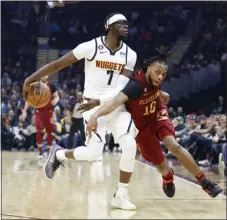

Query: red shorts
left=35, top=109, right=55, bottom=133
left=136, top=119, right=175, bottom=165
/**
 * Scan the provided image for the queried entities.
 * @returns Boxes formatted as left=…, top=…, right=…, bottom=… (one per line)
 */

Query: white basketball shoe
left=111, top=191, right=136, bottom=210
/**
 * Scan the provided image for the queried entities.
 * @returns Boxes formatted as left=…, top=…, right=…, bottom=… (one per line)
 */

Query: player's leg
left=35, top=113, right=44, bottom=158
left=154, top=158, right=175, bottom=197
left=136, top=129, right=175, bottom=198
left=44, top=118, right=105, bottom=179
left=45, top=111, right=55, bottom=150
left=160, top=124, right=223, bottom=197
left=57, top=117, right=105, bottom=161
left=110, top=112, right=137, bottom=210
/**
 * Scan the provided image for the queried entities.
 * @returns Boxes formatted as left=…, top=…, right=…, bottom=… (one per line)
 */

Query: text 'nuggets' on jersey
left=96, top=60, right=125, bottom=71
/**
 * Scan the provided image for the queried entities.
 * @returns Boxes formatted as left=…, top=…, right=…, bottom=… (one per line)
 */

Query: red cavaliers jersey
left=35, top=82, right=56, bottom=114
left=123, top=72, right=167, bottom=131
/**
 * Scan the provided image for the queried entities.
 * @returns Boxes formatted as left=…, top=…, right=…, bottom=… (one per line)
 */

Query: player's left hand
left=86, top=116, right=98, bottom=138
left=77, top=97, right=100, bottom=113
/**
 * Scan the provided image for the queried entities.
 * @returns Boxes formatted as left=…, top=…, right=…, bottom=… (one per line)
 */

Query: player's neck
left=104, top=34, right=121, bottom=51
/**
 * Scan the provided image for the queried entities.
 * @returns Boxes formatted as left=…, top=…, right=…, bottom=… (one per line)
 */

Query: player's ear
left=110, top=23, right=116, bottom=32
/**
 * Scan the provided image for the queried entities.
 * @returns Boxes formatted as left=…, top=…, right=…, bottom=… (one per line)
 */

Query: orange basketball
left=26, top=81, right=51, bottom=108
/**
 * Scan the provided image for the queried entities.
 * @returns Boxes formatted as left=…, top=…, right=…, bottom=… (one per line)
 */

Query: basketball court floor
left=1, top=151, right=226, bottom=219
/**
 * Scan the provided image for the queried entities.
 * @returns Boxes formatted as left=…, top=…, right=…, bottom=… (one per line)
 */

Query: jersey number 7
left=107, top=70, right=114, bottom=85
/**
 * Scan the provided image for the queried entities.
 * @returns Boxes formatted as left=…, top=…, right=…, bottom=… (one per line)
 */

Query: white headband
left=105, top=14, right=127, bottom=30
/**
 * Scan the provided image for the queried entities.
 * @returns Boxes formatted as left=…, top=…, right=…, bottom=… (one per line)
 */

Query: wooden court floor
left=1, top=151, right=226, bottom=219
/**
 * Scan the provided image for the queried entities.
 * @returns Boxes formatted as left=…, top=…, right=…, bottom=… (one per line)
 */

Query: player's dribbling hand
left=86, top=116, right=98, bottom=138
left=77, top=97, right=100, bottom=113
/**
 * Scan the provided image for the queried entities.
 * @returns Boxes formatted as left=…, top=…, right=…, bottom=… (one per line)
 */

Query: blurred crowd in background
left=1, top=1, right=226, bottom=174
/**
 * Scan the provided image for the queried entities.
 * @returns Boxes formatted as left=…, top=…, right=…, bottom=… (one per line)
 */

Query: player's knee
left=119, top=134, right=136, bottom=172
left=118, top=133, right=137, bottom=158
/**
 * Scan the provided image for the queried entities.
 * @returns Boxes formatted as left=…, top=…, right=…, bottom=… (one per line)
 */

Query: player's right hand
left=86, top=116, right=98, bottom=138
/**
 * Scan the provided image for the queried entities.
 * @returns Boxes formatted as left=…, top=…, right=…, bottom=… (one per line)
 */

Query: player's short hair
left=104, top=12, right=121, bottom=35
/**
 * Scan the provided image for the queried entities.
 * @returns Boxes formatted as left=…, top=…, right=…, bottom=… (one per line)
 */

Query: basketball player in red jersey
left=22, top=76, right=59, bottom=158
left=83, top=47, right=223, bottom=198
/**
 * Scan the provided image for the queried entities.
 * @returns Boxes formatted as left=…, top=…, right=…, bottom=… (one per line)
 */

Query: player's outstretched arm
left=23, top=39, right=96, bottom=100
left=78, top=72, right=132, bottom=113
left=86, top=79, right=142, bottom=137
left=86, top=92, right=129, bottom=137
left=27, top=52, right=77, bottom=84
left=23, top=51, right=77, bottom=99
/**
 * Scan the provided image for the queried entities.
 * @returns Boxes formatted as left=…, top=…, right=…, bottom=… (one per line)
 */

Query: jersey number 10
left=107, top=70, right=114, bottom=85
left=143, top=101, right=156, bottom=116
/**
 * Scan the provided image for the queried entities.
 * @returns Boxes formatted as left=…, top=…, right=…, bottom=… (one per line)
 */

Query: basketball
left=26, top=81, right=51, bottom=108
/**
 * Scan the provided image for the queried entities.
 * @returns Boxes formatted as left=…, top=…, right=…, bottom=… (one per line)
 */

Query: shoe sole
left=111, top=199, right=136, bottom=210
left=211, top=188, right=223, bottom=198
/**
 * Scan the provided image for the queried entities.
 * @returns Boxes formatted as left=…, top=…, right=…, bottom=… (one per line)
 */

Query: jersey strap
left=87, top=38, right=98, bottom=61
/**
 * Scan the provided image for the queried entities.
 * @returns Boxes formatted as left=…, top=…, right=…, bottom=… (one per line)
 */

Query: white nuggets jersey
left=72, top=36, right=137, bottom=99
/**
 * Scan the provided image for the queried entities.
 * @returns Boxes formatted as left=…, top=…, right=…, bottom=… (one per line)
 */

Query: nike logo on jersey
left=96, top=60, right=125, bottom=71
left=100, top=51, right=107, bottom=54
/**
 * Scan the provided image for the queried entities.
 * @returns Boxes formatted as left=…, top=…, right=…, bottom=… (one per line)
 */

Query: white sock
left=56, top=149, right=67, bottom=162
left=117, top=182, right=129, bottom=195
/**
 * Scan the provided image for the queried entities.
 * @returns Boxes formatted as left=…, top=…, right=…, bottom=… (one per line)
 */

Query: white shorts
left=82, top=104, right=138, bottom=143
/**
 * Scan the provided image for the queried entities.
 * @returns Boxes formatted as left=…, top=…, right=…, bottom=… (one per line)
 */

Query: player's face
left=112, top=20, right=128, bottom=39
left=41, top=76, right=48, bottom=83
left=146, top=62, right=168, bottom=87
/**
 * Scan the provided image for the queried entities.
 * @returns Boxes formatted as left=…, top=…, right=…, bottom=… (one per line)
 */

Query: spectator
left=176, top=106, right=185, bottom=118
left=2, top=72, right=12, bottom=86
left=213, top=96, right=225, bottom=114
left=168, top=107, right=176, bottom=119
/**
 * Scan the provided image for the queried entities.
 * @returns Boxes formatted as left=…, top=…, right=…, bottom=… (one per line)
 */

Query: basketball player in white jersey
left=23, top=13, right=138, bottom=210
